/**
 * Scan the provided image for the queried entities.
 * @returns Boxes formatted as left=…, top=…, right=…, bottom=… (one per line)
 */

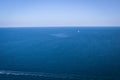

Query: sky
left=0, top=0, right=120, bottom=27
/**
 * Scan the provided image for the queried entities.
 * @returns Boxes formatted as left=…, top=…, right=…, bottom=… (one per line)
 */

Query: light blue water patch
left=50, top=33, right=68, bottom=38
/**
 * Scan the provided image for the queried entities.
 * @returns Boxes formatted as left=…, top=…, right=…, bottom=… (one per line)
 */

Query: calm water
left=0, top=27, right=120, bottom=80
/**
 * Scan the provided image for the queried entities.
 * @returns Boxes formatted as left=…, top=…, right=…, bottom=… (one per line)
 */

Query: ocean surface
left=0, top=27, right=120, bottom=80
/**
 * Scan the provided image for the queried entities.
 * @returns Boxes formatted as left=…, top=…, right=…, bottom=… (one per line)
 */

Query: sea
left=0, top=27, right=120, bottom=80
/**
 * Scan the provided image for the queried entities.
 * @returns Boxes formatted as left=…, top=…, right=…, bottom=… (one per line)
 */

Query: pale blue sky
left=0, top=0, right=120, bottom=27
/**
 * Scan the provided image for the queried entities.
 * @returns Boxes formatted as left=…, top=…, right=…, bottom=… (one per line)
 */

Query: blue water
left=0, top=27, right=120, bottom=80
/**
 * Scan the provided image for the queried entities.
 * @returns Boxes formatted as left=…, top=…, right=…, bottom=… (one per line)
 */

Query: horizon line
left=0, top=25, right=120, bottom=28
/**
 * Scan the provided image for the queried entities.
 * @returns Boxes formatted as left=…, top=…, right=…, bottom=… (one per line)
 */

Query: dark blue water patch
left=0, top=27, right=120, bottom=79
left=0, top=74, right=65, bottom=80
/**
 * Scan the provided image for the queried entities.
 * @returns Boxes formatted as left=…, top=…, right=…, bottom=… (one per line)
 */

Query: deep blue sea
left=0, top=27, right=120, bottom=80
